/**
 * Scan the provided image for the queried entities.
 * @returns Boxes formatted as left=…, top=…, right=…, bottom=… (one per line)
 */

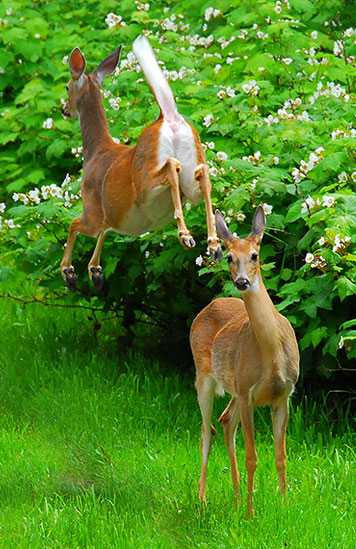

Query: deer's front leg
left=159, top=157, right=195, bottom=249
left=194, top=164, right=222, bottom=262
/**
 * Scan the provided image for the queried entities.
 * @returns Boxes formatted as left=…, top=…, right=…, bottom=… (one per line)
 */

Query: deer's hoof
left=181, top=235, right=196, bottom=249
left=90, top=266, right=104, bottom=291
left=210, top=245, right=223, bottom=263
left=63, top=267, right=77, bottom=291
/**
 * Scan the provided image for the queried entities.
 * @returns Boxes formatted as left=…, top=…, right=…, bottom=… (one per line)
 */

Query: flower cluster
left=265, top=97, right=311, bottom=125
left=42, top=118, right=54, bottom=129
left=204, top=7, right=221, bottom=21
left=71, top=146, right=83, bottom=159
left=332, top=234, right=351, bottom=254
left=305, top=253, right=327, bottom=271
left=12, top=175, right=81, bottom=209
left=274, top=0, right=290, bottom=14
left=331, top=128, right=356, bottom=140
left=301, top=194, right=335, bottom=214
left=135, top=2, right=150, bottom=10
left=242, top=80, right=260, bottom=96
left=217, top=85, right=235, bottom=99
left=109, top=97, right=121, bottom=111
left=203, top=114, right=216, bottom=128
left=242, top=150, right=262, bottom=165
left=309, top=81, right=350, bottom=104
left=292, top=147, right=324, bottom=183
left=180, top=34, right=214, bottom=48
left=160, top=14, right=189, bottom=34
left=105, top=13, right=126, bottom=29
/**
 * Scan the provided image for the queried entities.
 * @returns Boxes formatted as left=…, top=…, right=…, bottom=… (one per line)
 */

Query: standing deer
left=61, top=35, right=221, bottom=290
left=190, top=206, right=299, bottom=515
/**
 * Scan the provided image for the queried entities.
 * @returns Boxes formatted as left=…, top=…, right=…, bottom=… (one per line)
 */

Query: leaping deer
left=61, top=36, right=222, bottom=290
left=190, top=206, right=299, bottom=515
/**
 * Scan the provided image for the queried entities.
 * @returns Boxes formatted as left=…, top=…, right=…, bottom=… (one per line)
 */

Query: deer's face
left=225, top=237, right=261, bottom=292
left=62, top=75, right=90, bottom=119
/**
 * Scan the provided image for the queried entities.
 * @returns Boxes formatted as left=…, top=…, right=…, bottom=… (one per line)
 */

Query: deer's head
left=63, top=46, right=122, bottom=119
left=215, top=206, right=266, bottom=292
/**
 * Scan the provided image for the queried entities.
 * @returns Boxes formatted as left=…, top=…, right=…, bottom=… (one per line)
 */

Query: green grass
left=0, top=280, right=355, bottom=548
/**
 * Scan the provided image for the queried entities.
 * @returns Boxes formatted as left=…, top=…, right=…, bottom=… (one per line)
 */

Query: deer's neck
left=242, top=274, right=282, bottom=357
left=77, top=88, right=112, bottom=162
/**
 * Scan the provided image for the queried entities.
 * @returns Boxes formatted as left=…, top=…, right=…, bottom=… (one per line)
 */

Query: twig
left=99, top=442, right=114, bottom=465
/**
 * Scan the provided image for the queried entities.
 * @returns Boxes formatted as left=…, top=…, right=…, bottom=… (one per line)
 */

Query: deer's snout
left=234, top=278, right=250, bottom=291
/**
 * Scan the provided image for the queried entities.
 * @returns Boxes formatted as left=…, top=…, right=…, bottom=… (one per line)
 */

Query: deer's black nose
left=234, top=278, right=250, bottom=291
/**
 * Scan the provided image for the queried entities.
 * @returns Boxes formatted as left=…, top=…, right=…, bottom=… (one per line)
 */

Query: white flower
left=216, top=151, right=228, bottom=161
left=42, top=118, right=53, bottom=129
left=109, top=97, right=121, bottom=110
left=217, top=90, right=225, bottom=99
left=5, top=219, right=16, bottom=228
left=105, top=13, right=126, bottom=28
left=214, top=64, right=222, bottom=74
left=195, top=255, right=203, bottom=266
left=305, top=253, right=314, bottom=263
left=242, top=80, right=260, bottom=96
left=226, top=86, right=235, bottom=97
left=209, top=167, right=218, bottom=177
left=351, top=172, right=356, bottom=182
left=322, top=195, right=335, bottom=208
left=301, top=196, right=316, bottom=213
left=338, top=171, right=348, bottom=183
left=207, top=141, right=215, bottom=149
left=203, top=114, right=215, bottom=127
left=273, top=156, right=279, bottom=165
left=318, top=236, right=326, bottom=246
left=236, top=212, right=246, bottom=222
left=34, top=33, right=41, bottom=39
left=283, top=58, right=293, bottom=65
left=228, top=209, right=234, bottom=216
left=311, top=31, right=318, bottom=39
left=0, top=203, right=5, bottom=213
left=185, top=202, right=191, bottom=211
left=262, top=203, right=273, bottom=215
left=338, top=336, right=344, bottom=349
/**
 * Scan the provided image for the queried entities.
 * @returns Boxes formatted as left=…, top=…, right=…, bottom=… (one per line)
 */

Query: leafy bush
left=0, top=0, right=355, bottom=381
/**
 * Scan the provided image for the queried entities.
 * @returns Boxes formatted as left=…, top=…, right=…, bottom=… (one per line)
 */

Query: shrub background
left=0, top=0, right=355, bottom=390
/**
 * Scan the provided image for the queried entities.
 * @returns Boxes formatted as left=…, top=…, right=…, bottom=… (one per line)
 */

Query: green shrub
left=0, top=0, right=355, bottom=381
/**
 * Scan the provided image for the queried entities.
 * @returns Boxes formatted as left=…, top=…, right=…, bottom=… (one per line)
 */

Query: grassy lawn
left=0, top=280, right=355, bottom=548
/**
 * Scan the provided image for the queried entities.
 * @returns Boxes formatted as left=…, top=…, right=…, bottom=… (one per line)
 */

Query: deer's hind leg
left=60, top=187, right=104, bottom=290
left=219, top=397, right=241, bottom=502
left=156, top=157, right=196, bottom=249
left=194, top=164, right=222, bottom=262
left=196, top=375, right=217, bottom=503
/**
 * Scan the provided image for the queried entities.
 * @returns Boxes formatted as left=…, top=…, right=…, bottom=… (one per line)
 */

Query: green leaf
left=336, top=277, right=356, bottom=302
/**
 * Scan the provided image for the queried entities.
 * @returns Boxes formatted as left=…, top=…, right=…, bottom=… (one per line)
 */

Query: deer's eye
left=251, top=253, right=258, bottom=262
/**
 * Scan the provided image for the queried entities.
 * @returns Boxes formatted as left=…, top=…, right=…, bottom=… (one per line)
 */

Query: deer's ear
left=249, top=205, right=266, bottom=243
left=69, top=47, right=86, bottom=80
left=215, top=210, right=233, bottom=242
left=94, top=46, right=122, bottom=86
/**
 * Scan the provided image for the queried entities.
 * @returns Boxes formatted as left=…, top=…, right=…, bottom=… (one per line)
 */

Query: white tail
left=60, top=37, right=221, bottom=290
left=132, top=35, right=179, bottom=122
left=190, top=206, right=299, bottom=515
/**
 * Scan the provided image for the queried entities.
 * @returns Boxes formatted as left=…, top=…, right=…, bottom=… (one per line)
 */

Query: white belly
left=116, top=184, right=174, bottom=235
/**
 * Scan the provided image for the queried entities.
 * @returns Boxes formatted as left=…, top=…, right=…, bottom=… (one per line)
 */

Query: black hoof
left=63, top=267, right=77, bottom=291
left=182, top=236, right=196, bottom=249
left=90, top=266, right=104, bottom=291
left=210, top=245, right=223, bottom=263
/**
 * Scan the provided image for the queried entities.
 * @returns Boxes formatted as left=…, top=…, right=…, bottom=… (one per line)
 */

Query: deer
left=61, top=35, right=222, bottom=290
left=190, top=206, right=299, bottom=515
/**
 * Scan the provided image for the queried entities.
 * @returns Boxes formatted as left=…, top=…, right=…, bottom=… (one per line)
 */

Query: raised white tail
left=132, top=35, right=179, bottom=122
